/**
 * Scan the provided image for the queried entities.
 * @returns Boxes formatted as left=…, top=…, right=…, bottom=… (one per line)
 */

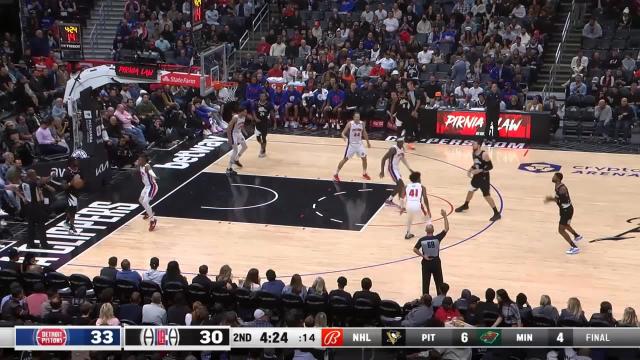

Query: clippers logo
left=35, top=328, right=68, bottom=346
left=321, top=328, right=344, bottom=347
left=436, top=111, right=532, bottom=139
left=140, top=328, right=181, bottom=347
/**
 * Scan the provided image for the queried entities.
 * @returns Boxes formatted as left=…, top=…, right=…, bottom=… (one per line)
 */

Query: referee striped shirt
left=414, top=231, right=447, bottom=258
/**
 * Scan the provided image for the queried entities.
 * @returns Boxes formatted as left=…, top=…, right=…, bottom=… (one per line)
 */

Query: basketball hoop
left=212, top=81, right=238, bottom=103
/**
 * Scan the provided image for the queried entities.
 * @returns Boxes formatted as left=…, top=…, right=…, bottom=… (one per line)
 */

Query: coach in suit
left=485, top=83, right=502, bottom=143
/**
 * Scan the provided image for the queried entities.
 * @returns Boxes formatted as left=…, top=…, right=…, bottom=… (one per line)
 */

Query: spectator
left=307, top=277, right=327, bottom=297
left=43, top=294, right=71, bottom=325
left=167, top=293, right=190, bottom=325
left=582, top=18, right=603, bottom=39
left=96, top=303, right=120, bottom=326
left=511, top=1, right=526, bottom=18
left=619, top=307, right=638, bottom=327
left=282, top=274, right=307, bottom=299
left=161, top=260, right=188, bottom=289
left=21, top=253, right=43, bottom=273
left=560, top=297, right=588, bottom=325
left=114, top=104, right=146, bottom=147
left=192, top=265, right=213, bottom=293
left=525, top=95, right=543, bottom=111
left=213, top=264, right=236, bottom=290
left=142, top=292, right=167, bottom=325
left=569, top=75, right=587, bottom=96
left=492, top=289, right=522, bottom=327
left=143, top=257, right=164, bottom=285
left=434, top=297, right=462, bottom=323
left=241, top=268, right=261, bottom=291
left=571, top=50, right=588, bottom=77
left=622, top=53, right=636, bottom=72
left=401, top=294, right=433, bottom=326
left=30, top=30, right=50, bottom=57
left=25, top=282, right=48, bottom=319
left=116, top=259, right=142, bottom=285
left=590, top=301, right=617, bottom=326
left=432, top=282, right=450, bottom=308
left=594, top=99, right=613, bottom=141
left=205, top=6, right=220, bottom=26
left=615, top=97, right=634, bottom=143
left=454, top=289, right=473, bottom=312
left=516, top=293, right=532, bottom=324
left=100, top=256, right=119, bottom=281
left=72, top=303, right=95, bottom=325
left=532, top=294, right=559, bottom=322
left=117, top=292, right=143, bottom=324
left=269, top=37, right=286, bottom=57
left=417, top=15, right=432, bottom=34
left=328, top=276, right=352, bottom=303
left=353, top=277, right=381, bottom=307
left=244, top=308, right=272, bottom=327
left=35, top=118, right=67, bottom=155
left=261, top=269, right=285, bottom=296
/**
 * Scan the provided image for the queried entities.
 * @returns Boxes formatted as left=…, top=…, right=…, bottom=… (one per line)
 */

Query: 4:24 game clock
left=231, top=328, right=321, bottom=348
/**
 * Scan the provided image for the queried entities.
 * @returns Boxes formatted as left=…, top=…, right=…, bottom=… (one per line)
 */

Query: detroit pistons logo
left=140, top=328, right=180, bottom=346
left=35, top=328, right=68, bottom=346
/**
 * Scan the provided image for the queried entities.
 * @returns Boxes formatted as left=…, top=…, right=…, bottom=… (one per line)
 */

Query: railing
left=89, top=3, right=105, bottom=50
left=229, top=4, right=271, bottom=73
left=546, top=0, right=577, bottom=96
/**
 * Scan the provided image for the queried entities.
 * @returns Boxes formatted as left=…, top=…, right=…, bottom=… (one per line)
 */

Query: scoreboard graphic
left=15, top=326, right=121, bottom=351
left=7, top=327, right=640, bottom=350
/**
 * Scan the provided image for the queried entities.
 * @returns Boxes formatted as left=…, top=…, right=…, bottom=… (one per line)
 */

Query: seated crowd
left=1, top=253, right=638, bottom=358
left=568, top=5, right=640, bottom=143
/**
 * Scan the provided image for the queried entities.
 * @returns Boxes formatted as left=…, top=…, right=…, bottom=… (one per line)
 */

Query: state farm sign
left=160, top=72, right=209, bottom=88
left=436, top=110, right=532, bottom=139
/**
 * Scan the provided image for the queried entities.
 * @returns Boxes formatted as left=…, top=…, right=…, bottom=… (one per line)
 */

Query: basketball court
left=58, top=134, right=640, bottom=317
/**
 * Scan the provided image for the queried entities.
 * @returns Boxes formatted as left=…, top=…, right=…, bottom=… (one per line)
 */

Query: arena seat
left=69, top=274, right=93, bottom=292
left=328, top=296, right=351, bottom=326
left=92, top=276, right=114, bottom=298
left=304, top=293, right=327, bottom=315
left=187, top=283, right=209, bottom=304
left=45, top=272, right=70, bottom=292
left=114, top=279, right=138, bottom=302
left=139, top=280, right=161, bottom=304
left=352, top=298, right=378, bottom=326
left=21, top=272, right=44, bottom=294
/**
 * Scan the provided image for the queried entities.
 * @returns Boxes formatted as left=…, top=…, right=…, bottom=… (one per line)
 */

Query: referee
left=413, top=209, right=449, bottom=296
left=484, top=83, right=501, bottom=144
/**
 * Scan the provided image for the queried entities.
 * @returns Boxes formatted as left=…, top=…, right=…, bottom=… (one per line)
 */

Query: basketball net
left=212, top=81, right=238, bottom=103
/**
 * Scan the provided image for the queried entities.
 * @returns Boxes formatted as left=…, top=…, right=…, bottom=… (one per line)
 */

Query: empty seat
left=21, top=272, right=44, bottom=293
left=69, top=274, right=93, bottom=292
left=353, top=298, right=377, bottom=326
left=115, top=279, right=138, bottom=302
left=139, top=280, right=161, bottom=304
left=92, top=276, right=114, bottom=298
left=379, top=300, right=402, bottom=318
left=46, top=272, right=69, bottom=291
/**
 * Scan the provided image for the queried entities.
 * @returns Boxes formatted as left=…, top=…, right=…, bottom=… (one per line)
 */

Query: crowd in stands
left=1, top=252, right=639, bottom=359
left=569, top=5, right=640, bottom=143
left=226, top=0, right=554, bottom=132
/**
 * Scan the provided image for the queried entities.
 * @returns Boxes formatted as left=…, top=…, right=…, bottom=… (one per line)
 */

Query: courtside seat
left=187, top=283, right=209, bottom=304
left=92, top=276, right=114, bottom=298
left=352, top=298, right=378, bottom=326
left=304, top=293, right=327, bottom=315
left=139, top=280, right=161, bottom=304
left=69, top=274, right=93, bottom=292
left=21, top=272, right=43, bottom=294
left=328, top=296, right=351, bottom=326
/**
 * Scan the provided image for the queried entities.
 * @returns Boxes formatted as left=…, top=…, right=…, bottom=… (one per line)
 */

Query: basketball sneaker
left=333, top=174, right=341, bottom=182
left=149, top=219, right=157, bottom=231
left=489, top=213, right=501, bottom=221
left=405, top=233, right=415, bottom=240
left=68, top=226, right=79, bottom=235
left=258, top=152, right=266, bottom=158
left=142, top=213, right=149, bottom=220
left=226, top=168, right=237, bottom=175
left=385, top=199, right=398, bottom=207
left=362, top=173, right=371, bottom=180
left=323, top=123, right=329, bottom=129
left=565, top=247, right=580, bottom=255
left=62, top=221, right=70, bottom=229
left=574, top=235, right=583, bottom=242
left=455, top=204, right=469, bottom=212
left=234, top=160, right=243, bottom=168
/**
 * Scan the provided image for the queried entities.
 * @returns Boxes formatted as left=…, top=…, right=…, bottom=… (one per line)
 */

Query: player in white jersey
left=402, top=171, right=431, bottom=239
left=333, top=112, right=371, bottom=182
left=137, top=153, right=158, bottom=231
left=380, top=138, right=414, bottom=207
left=226, top=107, right=249, bottom=175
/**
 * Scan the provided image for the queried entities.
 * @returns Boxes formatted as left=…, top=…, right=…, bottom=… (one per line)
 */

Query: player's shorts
left=470, top=173, right=491, bottom=196
left=344, top=143, right=366, bottom=159
left=255, top=125, right=268, bottom=138
left=140, top=185, right=158, bottom=203
left=66, top=194, right=78, bottom=212
left=388, top=164, right=402, bottom=184
left=232, top=132, right=245, bottom=146
left=559, top=205, right=574, bottom=226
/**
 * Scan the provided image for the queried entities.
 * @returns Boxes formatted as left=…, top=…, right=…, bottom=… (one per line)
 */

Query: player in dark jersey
left=62, top=158, right=82, bottom=234
left=253, top=91, right=275, bottom=158
left=544, top=172, right=583, bottom=255
left=454, top=141, right=501, bottom=221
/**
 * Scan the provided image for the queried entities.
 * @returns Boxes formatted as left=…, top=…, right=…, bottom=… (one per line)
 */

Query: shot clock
left=58, top=22, right=83, bottom=60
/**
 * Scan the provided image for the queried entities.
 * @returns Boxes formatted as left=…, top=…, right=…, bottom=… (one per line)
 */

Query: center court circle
left=201, top=184, right=279, bottom=210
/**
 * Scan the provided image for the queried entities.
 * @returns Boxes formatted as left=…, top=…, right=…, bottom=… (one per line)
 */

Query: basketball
left=71, top=175, right=84, bottom=189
